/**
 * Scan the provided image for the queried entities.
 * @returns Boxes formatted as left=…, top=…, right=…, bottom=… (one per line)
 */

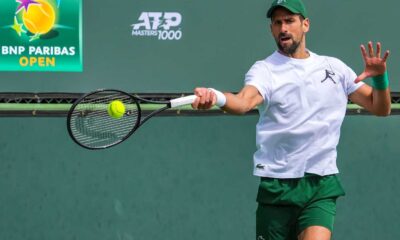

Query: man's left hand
left=354, top=41, right=390, bottom=83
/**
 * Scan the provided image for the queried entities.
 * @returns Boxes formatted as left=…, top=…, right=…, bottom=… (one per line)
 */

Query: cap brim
left=267, top=5, right=302, bottom=18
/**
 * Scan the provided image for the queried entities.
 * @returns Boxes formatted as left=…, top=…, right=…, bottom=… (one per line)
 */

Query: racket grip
left=170, top=95, right=197, bottom=108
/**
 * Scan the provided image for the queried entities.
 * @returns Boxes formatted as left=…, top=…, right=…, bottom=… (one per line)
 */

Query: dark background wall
left=0, top=0, right=398, bottom=92
left=0, top=0, right=399, bottom=239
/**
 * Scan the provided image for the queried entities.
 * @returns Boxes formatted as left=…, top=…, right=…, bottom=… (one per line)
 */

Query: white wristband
left=208, top=88, right=226, bottom=107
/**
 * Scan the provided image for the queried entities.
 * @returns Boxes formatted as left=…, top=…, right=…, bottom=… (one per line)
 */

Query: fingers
left=382, top=50, right=390, bottom=62
left=360, top=44, right=368, bottom=60
left=376, top=42, right=381, bottom=57
left=192, top=87, right=216, bottom=110
left=368, top=41, right=374, bottom=57
left=354, top=72, right=368, bottom=83
left=362, top=41, right=390, bottom=61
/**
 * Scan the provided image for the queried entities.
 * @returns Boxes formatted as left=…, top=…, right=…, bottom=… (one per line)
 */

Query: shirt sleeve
left=244, top=61, right=271, bottom=103
left=342, top=61, right=364, bottom=95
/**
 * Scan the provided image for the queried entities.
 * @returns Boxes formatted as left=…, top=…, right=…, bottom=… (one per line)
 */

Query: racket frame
left=67, top=89, right=142, bottom=150
left=67, top=89, right=195, bottom=150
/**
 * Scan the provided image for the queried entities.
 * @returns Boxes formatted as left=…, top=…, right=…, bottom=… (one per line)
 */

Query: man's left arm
left=349, top=41, right=391, bottom=116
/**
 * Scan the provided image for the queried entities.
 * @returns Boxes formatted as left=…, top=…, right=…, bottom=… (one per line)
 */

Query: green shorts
left=256, top=174, right=345, bottom=240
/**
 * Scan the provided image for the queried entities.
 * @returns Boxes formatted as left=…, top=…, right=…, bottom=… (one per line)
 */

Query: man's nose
left=280, top=23, right=288, bottom=32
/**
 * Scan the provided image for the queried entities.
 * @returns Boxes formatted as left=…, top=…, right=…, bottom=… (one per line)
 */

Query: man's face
left=270, top=8, right=309, bottom=55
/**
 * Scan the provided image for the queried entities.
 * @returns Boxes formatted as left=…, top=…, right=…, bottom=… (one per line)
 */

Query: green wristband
left=372, top=71, right=389, bottom=90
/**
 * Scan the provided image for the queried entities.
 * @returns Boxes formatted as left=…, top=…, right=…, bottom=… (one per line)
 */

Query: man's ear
left=302, top=18, right=310, bottom=33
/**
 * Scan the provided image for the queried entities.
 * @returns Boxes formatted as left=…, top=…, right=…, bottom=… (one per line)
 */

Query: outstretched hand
left=354, top=41, right=390, bottom=83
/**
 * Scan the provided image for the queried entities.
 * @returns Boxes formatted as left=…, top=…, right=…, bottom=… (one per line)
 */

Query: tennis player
left=192, top=0, right=391, bottom=239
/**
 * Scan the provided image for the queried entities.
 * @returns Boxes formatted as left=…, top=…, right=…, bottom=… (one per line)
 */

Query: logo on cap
left=267, top=0, right=308, bottom=19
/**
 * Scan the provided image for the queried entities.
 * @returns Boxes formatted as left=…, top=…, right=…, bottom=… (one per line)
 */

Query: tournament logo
left=131, top=12, right=182, bottom=41
left=0, top=0, right=82, bottom=72
left=13, top=0, right=58, bottom=41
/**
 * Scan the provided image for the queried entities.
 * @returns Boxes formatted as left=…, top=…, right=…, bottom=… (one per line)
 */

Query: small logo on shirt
left=321, top=69, right=336, bottom=84
left=256, top=164, right=265, bottom=170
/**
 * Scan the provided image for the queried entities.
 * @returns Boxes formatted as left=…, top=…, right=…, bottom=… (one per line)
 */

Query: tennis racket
left=67, top=89, right=197, bottom=150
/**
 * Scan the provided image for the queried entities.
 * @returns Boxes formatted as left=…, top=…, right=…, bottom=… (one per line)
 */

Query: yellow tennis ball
left=22, top=0, right=56, bottom=35
left=107, top=100, right=126, bottom=119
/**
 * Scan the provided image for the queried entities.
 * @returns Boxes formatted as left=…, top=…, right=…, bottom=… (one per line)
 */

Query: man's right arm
left=192, top=85, right=264, bottom=115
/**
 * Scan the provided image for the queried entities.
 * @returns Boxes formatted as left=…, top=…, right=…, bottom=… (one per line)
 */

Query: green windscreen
left=0, top=92, right=399, bottom=117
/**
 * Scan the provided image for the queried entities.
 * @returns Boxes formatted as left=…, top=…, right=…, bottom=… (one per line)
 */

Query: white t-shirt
left=245, top=51, right=364, bottom=178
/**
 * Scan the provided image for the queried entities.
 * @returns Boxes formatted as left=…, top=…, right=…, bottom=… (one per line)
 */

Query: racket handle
left=170, top=95, right=197, bottom=108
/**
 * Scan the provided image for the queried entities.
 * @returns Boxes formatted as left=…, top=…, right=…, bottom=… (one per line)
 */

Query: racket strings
left=69, top=91, right=139, bottom=148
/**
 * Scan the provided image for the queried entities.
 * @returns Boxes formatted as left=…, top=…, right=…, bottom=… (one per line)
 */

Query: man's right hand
left=192, top=87, right=217, bottom=110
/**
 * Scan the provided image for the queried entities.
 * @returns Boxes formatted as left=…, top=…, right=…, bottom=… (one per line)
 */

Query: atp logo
left=131, top=12, right=182, bottom=41
left=11, top=0, right=61, bottom=42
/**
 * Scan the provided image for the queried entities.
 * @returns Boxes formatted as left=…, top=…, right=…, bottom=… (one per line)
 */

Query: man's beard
left=275, top=33, right=303, bottom=55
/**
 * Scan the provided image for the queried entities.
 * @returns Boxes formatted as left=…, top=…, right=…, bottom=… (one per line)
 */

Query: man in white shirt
left=192, top=0, right=391, bottom=239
